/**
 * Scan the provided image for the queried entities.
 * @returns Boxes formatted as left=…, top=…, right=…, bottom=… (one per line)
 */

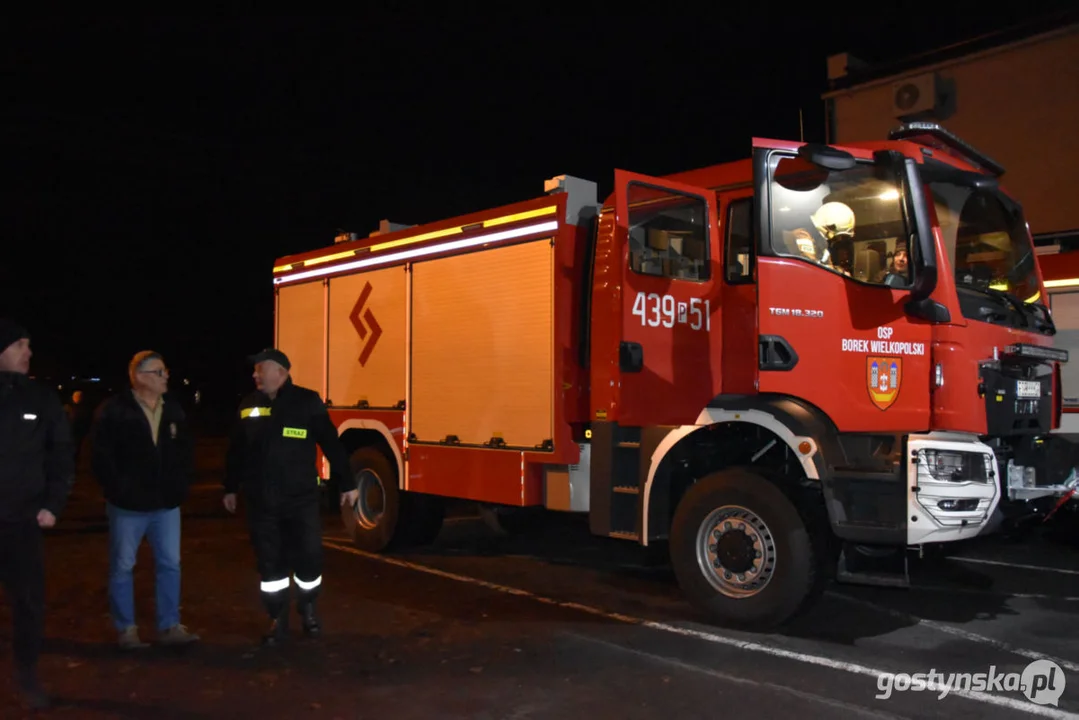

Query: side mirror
left=797, top=143, right=856, bottom=171
left=901, top=156, right=938, bottom=303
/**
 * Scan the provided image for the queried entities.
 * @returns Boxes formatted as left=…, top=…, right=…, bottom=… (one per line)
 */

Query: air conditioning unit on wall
left=891, top=73, right=940, bottom=118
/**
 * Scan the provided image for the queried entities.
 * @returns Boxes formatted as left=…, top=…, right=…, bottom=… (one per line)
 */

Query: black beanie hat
left=0, top=319, right=30, bottom=354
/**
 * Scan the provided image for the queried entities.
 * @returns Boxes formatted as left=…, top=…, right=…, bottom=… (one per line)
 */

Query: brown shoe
left=158, top=624, right=200, bottom=645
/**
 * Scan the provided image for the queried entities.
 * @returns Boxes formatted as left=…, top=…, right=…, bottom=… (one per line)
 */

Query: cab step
left=588, top=422, right=648, bottom=543
left=835, top=544, right=910, bottom=588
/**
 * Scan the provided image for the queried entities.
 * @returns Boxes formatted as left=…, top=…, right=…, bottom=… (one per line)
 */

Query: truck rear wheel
left=341, top=446, right=446, bottom=552
left=342, top=447, right=404, bottom=552
left=669, top=468, right=821, bottom=630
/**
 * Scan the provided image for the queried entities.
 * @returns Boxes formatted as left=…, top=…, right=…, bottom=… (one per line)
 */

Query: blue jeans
left=107, top=503, right=182, bottom=632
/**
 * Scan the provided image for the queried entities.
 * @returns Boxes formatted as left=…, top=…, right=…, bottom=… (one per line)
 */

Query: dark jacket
left=90, top=390, right=195, bottom=512
left=0, top=371, right=75, bottom=524
left=225, top=378, right=352, bottom=507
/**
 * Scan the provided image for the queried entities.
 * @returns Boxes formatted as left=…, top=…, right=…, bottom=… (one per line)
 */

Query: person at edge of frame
left=0, top=319, right=76, bottom=710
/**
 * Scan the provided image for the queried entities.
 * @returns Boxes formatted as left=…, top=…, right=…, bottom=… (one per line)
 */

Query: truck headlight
left=919, top=449, right=993, bottom=483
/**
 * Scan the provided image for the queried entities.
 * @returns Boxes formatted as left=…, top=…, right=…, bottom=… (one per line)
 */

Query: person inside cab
left=810, top=201, right=856, bottom=277
left=791, top=228, right=820, bottom=262
left=876, top=240, right=910, bottom=287
left=827, top=237, right=854, bottom=277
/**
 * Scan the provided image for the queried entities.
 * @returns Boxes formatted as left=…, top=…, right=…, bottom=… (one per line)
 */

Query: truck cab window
left=627, top=183, right=710, bottom=282
left=931, top=181, right=1047, bottom=331
left=725, top=198, right=753, bottom=283
left=932, top=184, right=1040, bottom=302
left=768, top=155, right=912, bottom=287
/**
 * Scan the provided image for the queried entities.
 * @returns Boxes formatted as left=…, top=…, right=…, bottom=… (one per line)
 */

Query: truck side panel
left=408, top=445, right=544, bottom=505
left=327, top=266, right=407, bottom=409
left=273, top=192, right=583, bottom=508
left=409, top=237, right=555, bottom=449
left=276, top=281, right=326, bottom=398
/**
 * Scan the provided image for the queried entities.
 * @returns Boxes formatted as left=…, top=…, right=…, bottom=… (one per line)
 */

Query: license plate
left=1016, top=380, right=1041, bottom=398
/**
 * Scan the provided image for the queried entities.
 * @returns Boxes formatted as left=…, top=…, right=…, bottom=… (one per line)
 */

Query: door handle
left=620, top=342, right=643, bottom=373
left=759, top=335, right=799, bottom=371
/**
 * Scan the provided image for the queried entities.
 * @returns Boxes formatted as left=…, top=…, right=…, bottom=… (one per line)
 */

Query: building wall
left=825, top=27, right=1079, bottom=237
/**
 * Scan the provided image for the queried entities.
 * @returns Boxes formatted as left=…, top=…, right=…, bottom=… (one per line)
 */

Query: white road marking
left=950, top=556, right=1079, bottom=576
left=322, top=540, right=1079, bottom=719
left=909, top=585, right=1079, bottom=603
left=564, top=631, right=910, bottom=720
left=827, top=591, right=1079, bottom=673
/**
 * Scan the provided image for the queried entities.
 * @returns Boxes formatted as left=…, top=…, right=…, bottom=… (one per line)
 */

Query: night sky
left=4, top=8, right=1074, bottom=409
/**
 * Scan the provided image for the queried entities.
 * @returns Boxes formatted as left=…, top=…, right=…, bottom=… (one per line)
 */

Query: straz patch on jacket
left=282, top=427, right=308, bottom=439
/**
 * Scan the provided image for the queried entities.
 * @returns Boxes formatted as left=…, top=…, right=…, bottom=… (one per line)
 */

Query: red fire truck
left=269, top=122, right=1066, bottom=629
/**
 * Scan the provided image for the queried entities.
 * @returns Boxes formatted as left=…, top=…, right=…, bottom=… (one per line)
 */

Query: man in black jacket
left=90, top=350, right=200, bottom=650
left=0, top=319, right=74, bottom=710
left=224, top=348, right=356, bottom=646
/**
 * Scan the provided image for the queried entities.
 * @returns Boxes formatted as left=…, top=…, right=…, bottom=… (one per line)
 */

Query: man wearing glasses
left=89, top=351, right=200, bottom=649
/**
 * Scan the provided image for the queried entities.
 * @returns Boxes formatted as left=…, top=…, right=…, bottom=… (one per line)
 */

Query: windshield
left=929, top=182, right=1041, bottom=303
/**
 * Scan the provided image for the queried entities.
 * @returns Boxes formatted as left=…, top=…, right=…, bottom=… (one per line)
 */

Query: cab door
left=612, top=170, right=721, bottom=427
left=719, top=188, right=759, bottom=397
left=752, top=138, right=932, bottom=432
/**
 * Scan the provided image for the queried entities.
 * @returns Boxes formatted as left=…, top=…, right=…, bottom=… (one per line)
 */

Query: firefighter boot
left=299, top=602, right=321, bottom=638
left=261, top=606, right=289, bottom=647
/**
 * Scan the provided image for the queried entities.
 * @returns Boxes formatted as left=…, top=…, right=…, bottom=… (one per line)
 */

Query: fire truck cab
left=270, top=122, right=1065, bottom=630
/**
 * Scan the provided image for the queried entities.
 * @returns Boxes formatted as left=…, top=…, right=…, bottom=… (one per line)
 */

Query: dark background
left=4, top=8, right=1074, bottom=419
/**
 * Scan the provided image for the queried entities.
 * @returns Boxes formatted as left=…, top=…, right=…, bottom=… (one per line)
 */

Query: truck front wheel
left=669, top=468, right=821, bottom=630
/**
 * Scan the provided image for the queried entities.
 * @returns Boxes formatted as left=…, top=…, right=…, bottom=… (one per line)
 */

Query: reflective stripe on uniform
left=294, top=575, right=322, bottom=591
left=260, top=577, right=289, bottom=593
left=241, top=406, right=272, bottom=419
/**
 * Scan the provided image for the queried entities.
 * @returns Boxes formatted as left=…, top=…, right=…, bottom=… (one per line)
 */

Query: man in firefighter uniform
left=223, top=348, right=358, bottom=646
left=809, top=200, right=856, bottom=270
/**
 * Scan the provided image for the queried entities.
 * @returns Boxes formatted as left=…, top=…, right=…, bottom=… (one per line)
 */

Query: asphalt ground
left=0, top=438, right=1076, bottom=719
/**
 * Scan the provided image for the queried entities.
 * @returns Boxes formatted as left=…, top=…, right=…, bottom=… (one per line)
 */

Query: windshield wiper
left=990, top=288, right=1056, bottom=334
left=957, top=282, right=1056, bottom=334
left=984, top=287, right=1028, bottom=320
left=1030, top=301, right=1057, bottom=335
left=956, top=281, right=1030, bottom=328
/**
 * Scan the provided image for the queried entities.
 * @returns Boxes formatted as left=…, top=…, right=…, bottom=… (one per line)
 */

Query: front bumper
left=906, top=433, right=1001, bottom=545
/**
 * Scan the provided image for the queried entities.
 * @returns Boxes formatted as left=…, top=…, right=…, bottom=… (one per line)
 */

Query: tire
left=341, top=447, right=403, bottom=552
left=669, top=468, right=822, bottom=630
